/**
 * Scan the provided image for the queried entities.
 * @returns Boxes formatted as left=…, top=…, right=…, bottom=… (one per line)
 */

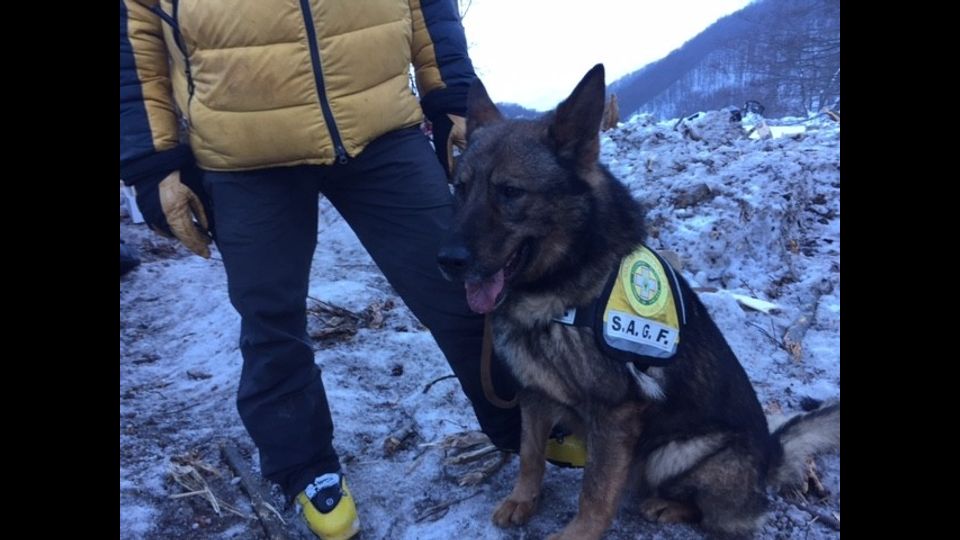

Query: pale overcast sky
left=460, top=0, right=753, bottom=110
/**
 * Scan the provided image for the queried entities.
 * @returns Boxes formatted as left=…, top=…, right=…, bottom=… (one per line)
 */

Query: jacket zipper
left=298, top=0, right=349, bottom=164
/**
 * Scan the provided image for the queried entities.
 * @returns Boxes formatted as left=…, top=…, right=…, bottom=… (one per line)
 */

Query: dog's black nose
left=437, top=244, right=472, bottom=279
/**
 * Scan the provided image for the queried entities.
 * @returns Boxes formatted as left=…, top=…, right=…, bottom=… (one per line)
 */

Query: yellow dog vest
left=554, top=245, right=687, bottom=367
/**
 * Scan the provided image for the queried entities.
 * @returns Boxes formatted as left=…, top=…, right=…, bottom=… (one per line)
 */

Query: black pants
left=204, top=127, right=520, bottom=498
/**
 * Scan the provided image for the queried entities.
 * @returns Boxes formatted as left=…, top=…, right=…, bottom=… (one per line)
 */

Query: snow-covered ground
left=120, top=111, right=839, bottom=539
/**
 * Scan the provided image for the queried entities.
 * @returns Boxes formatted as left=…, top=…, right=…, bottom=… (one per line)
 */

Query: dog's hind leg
left=492, top=399, right=555, bottom=527
left=546, top=401, right=647, bottom=540
left=659, top=445, right=769, bottom=538
left=638, top=497, right=702, bottom=524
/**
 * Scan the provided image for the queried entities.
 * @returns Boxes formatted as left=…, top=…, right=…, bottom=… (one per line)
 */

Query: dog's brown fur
left=438, top=64, right=839, bottom=539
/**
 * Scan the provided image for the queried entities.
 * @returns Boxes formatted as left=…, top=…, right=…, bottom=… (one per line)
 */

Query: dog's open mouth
left=464, top=242, right=529, bottom=314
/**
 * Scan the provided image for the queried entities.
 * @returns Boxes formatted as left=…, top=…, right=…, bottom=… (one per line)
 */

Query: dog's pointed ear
left=467, top=78, right=504, bottom=138
left=549, top=64, right=606, bottom=168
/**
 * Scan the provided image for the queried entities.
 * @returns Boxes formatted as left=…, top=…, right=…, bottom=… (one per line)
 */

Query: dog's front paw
left=492, top=496, right=537, bottom=527
left=546, top=529, right=590, bottom=540
left=545, top=519, right=608, bottom=540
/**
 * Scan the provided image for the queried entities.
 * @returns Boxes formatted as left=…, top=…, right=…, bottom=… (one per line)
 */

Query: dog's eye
left=497, top=185, right=525, bottom=200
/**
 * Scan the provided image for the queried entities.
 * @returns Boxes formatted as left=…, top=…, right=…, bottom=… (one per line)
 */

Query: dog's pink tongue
left=465, top=270, right=505, bottom=314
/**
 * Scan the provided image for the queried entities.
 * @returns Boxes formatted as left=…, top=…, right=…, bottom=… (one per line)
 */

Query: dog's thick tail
left=767, top=402, right=840, bottom=490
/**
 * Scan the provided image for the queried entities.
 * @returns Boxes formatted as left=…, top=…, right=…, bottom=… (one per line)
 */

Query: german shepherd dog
left=437, top=65, right=839, bottom=539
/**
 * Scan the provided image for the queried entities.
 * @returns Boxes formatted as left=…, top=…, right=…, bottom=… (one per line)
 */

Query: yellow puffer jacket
left=120, top=0, right=474, bottom=177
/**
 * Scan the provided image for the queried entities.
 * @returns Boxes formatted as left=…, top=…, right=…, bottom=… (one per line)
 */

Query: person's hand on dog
left=135, top=168, right=214, bottom=258
left=432, top=113, right=467, bottom=177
